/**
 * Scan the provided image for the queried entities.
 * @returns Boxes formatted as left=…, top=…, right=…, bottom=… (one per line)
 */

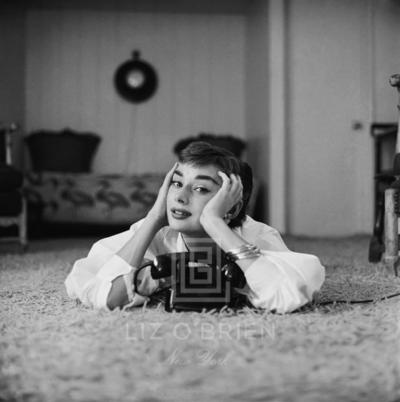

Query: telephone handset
left=134, top=251, right=247, bottom=312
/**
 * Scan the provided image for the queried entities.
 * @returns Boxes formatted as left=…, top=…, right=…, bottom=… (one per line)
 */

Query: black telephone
left=134, top=251, right=247, bottom=312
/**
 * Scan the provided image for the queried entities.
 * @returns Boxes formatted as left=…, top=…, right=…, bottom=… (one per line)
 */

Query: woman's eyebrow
left=173, top=169, right=219, bottom=185
left=195, top=175, right=219, bottom=185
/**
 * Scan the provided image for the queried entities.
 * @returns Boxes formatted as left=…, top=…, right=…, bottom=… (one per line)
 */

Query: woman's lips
left=170, top=208, right=192, bottom=219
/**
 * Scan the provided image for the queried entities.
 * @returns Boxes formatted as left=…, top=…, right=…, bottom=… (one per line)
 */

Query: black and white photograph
left=1, top=0, right=399, bottom=401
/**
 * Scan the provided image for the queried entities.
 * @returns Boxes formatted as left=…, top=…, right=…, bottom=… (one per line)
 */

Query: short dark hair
left=178, top=141, right=253, bottom=228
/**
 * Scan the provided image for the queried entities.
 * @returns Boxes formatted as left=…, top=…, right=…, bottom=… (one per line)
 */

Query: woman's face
left=166, top=162, right=222, bottom=235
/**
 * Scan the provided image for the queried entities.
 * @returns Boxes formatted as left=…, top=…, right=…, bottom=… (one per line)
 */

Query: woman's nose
left=175, top=187, right=189, bottom=204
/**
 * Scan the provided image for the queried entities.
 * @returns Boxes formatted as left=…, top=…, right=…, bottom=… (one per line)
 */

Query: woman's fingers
left=161, top=162, right=178, bottom=190
left=156, top=162, right=177, bottom=203
left=229, top=174, right=243, bottom=202
left=217, top=172, right=243, bottom=206
left=218, top=171, right=230, bottom=188
left=218, top=172, right=242, bottom=193
left=149, top=163, right=178, bottom=224
left=166, top=162, right=178, bottom=180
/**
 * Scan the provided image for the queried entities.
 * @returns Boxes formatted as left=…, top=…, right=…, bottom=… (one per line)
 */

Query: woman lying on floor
left=65, top=142, right=325, bottom=313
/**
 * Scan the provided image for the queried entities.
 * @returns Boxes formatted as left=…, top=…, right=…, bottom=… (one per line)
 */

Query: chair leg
left=19, top=198, right=28, bottom=251
left=369, top=196, right=385, bottom=262
left=383, top=188, right=399, bottom=275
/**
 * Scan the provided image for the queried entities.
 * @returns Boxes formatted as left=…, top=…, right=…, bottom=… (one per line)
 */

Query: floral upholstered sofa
left=24, top=129, right=164, bottom=229
left=24, top=171, right=164, bottom=226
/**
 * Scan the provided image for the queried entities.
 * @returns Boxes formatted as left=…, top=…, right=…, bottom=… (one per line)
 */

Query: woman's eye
left=194, top=186, right=210, bottom=194
left=171, top=180, right=182, bottom=188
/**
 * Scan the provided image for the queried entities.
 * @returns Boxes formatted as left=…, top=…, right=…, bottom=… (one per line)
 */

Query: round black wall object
left=114, top=50, right=158, bottom=103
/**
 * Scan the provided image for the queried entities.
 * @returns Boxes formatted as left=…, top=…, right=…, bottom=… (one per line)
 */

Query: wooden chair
left=370, top=75, right=400, bottom=275
left=368, top=123, right=397, bottom=263
left=0, top=123, right=27, bottom=250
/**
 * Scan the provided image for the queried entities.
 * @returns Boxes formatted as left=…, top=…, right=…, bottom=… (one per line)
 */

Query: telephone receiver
left=150, top=251, right=246, bottom=289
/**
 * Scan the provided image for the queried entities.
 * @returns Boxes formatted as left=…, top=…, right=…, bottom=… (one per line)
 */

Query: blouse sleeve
left=239, top=218, right=325, bottom=313
left=243, top=251, right=325, bottom=313
left=64, top=219, right=158, bottom=310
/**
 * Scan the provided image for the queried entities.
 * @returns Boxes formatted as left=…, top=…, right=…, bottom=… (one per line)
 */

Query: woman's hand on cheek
left=200, top=171, right=243, bottom=225
left=148, top=162, right=177, bottom=227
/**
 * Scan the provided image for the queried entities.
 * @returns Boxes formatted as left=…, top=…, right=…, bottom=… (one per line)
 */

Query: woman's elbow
left=306, top=255, right=325, bottom=293
left=249, top=262, right=325, bottom=313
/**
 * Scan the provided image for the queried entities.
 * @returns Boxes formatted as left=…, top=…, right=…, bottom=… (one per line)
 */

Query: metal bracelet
left=226, top=243, right=261, bottom=261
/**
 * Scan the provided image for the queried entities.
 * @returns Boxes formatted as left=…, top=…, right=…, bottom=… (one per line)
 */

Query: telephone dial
left=134, top=251, right=247, bottom=312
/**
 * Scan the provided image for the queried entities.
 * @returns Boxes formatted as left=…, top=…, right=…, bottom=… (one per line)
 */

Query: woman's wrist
left=200, top=214, right=242, bottom=250
left=146, top=210, right=167, bottom=229
left=200, top=213, right=224, bottom=233
left=200, top=213, right=260, bottom=274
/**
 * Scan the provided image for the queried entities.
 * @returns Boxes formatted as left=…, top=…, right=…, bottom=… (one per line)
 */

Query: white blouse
left=65, top=216, right=325, bottom=313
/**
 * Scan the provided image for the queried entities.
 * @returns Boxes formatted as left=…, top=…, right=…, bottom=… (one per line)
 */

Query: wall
left=373, top=0, right=400, bottom=121
left=286, top=0, right=400, bottom=236
left=25, top=7, right=246, bottom=174
left=245, top=0, right=270, bottom=222
left=0, top=4, right=25, bottom=167
left=26, top=0, right=249, bottom=15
